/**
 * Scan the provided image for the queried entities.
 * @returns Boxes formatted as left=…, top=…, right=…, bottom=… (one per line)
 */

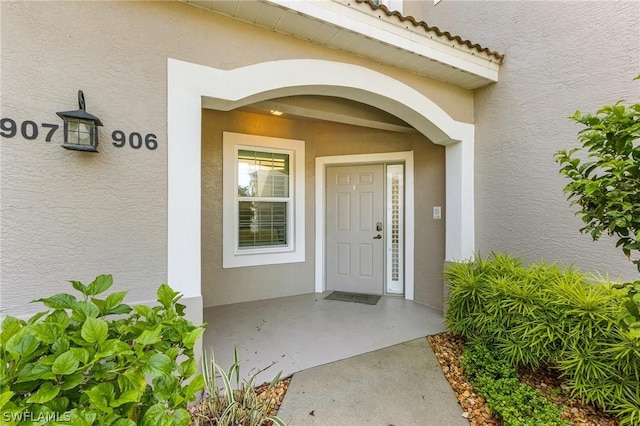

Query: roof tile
left=355, top=0, right=504, bottom=63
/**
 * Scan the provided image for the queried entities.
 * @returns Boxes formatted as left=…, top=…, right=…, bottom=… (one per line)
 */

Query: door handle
left=373, top=234, right=382, bottom=240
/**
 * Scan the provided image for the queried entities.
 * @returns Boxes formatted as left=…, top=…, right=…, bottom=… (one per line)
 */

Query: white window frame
left=222, top=132, right=305, bottom=268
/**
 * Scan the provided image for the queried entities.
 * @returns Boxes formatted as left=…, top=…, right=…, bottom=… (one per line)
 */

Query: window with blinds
left=237, top=150, right=290, bottom=248
left=222, top=132, right=305, bottom=268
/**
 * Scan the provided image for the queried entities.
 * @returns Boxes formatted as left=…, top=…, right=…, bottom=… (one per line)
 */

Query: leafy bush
left=616, top=281, right=640, bottom=337
left=0, top=275, right=204, bottom=425
left=445, top=254, right=640, bottom=425
left=461, top=343, right=568, bottom=426
left=461, top=340, right=516, bottom=382
left=555, top=90, right=640, bottom=270
left=555, top=83, right=640, bottom=335
left=445, top=254, right=579, bottom=366
left=191, top=347, right=285, bottom=426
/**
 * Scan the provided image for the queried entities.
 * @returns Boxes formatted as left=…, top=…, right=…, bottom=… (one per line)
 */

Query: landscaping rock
left=427, top=332, right=619, bottom=426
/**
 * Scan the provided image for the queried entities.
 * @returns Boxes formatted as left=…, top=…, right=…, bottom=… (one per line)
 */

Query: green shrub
left=191, top=347, right=286, bottom=426
left=616, top=281, right=640, bottom=337
left=445, top=254, right=640, bottom=425
left=461, top=343, right=568, bottom=426
left=445, top=254, right=569, bottom=366
left=554, top=82, right=640, bottom=336
left=554, top=90, right=640, bottom=271
left=460, top=341, right=515, bottom=382
left=0, top=275, right=204, bottom=425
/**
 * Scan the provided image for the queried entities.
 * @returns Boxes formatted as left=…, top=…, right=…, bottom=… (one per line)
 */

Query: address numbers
left=111, top=130, right=157, bottom=150
left=1, top=117, right=159, bottom=151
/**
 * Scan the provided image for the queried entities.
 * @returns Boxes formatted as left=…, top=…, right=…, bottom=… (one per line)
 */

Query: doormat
left=325, top=291, right=381, bottom=305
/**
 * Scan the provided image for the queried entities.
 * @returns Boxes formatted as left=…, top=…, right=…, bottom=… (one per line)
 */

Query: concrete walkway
left=203, top=293, right=446, bottom=386
left=277, top=338, right=467, bottom=426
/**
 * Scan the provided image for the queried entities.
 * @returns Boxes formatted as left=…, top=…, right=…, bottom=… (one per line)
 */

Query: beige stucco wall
left=1, top=1, right=466, bottom=317
left=421, top=1, right=640, bottom=281
left=201, top=109, right=446, bottom=309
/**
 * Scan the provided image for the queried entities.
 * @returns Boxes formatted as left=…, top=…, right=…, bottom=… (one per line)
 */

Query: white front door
left=326, top=164, right=384, bottom=294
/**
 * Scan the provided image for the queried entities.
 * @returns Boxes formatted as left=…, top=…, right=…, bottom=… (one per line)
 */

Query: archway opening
left=167, top=58, right=475, bottom=328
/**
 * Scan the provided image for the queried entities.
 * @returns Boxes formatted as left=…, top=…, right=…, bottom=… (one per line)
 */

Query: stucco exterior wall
left=1, top=1, right=467, bottom=317
left=1, top=2, right=173, bottom=316
left=201, top=109, right=446, bottom=309
left=421, top=1, right=640, bottom=280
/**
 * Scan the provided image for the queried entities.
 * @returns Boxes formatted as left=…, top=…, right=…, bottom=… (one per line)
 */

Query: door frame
left=315, top=151, right=415, bottom=300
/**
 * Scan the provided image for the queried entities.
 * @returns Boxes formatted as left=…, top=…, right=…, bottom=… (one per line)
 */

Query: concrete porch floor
left=202, top=292, right=446, bottom=385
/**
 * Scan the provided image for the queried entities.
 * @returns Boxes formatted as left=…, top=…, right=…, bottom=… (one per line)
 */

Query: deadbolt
left=376, top=222, right=383, bottom=232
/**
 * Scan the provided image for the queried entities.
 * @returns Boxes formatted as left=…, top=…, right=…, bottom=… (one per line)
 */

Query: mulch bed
left=427, top=332, right=619, bottom=426
left=193, top=332, right=619, bottom=425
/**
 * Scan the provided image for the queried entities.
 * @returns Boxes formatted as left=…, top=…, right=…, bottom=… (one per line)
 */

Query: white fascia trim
left=315, top=151, right=415, bottom=300
left=266, top=0, right=499, bottom=82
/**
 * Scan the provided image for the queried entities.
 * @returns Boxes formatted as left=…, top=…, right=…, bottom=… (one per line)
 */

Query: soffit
left=182, top=0, right=502, bottom=90
left=234, top=95, right=417, bottom=133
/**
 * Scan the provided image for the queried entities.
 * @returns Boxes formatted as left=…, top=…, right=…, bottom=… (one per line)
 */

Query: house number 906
left=111, top=131, right=158, bottom=150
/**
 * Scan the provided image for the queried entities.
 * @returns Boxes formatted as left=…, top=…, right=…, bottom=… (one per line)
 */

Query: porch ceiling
left=181, top=0, right=501, bottom=90
left=213, top=95, right=417, bottom=133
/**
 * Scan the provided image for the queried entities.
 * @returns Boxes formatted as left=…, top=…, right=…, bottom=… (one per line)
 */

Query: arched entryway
left=166, top=58, right=475, bottom=327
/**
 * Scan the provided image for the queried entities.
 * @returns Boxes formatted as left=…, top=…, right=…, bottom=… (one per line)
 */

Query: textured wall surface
left=1, top=2, right=172, bottom=316
left=422, top=1, right=640, bottom=280
left=201, top=109, right=446, bottom=309
left=1, top=1, right=466, bottom=316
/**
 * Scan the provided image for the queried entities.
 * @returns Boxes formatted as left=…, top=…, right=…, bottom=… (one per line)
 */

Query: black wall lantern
left=56, top=90, right=103, bottom=152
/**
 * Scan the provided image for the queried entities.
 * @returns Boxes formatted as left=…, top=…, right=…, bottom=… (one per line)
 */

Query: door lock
left=376, top=222, right=383, bottom=232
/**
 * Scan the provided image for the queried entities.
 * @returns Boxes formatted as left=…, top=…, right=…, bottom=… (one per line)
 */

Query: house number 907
left=0, top=118, right=59, bottom=141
